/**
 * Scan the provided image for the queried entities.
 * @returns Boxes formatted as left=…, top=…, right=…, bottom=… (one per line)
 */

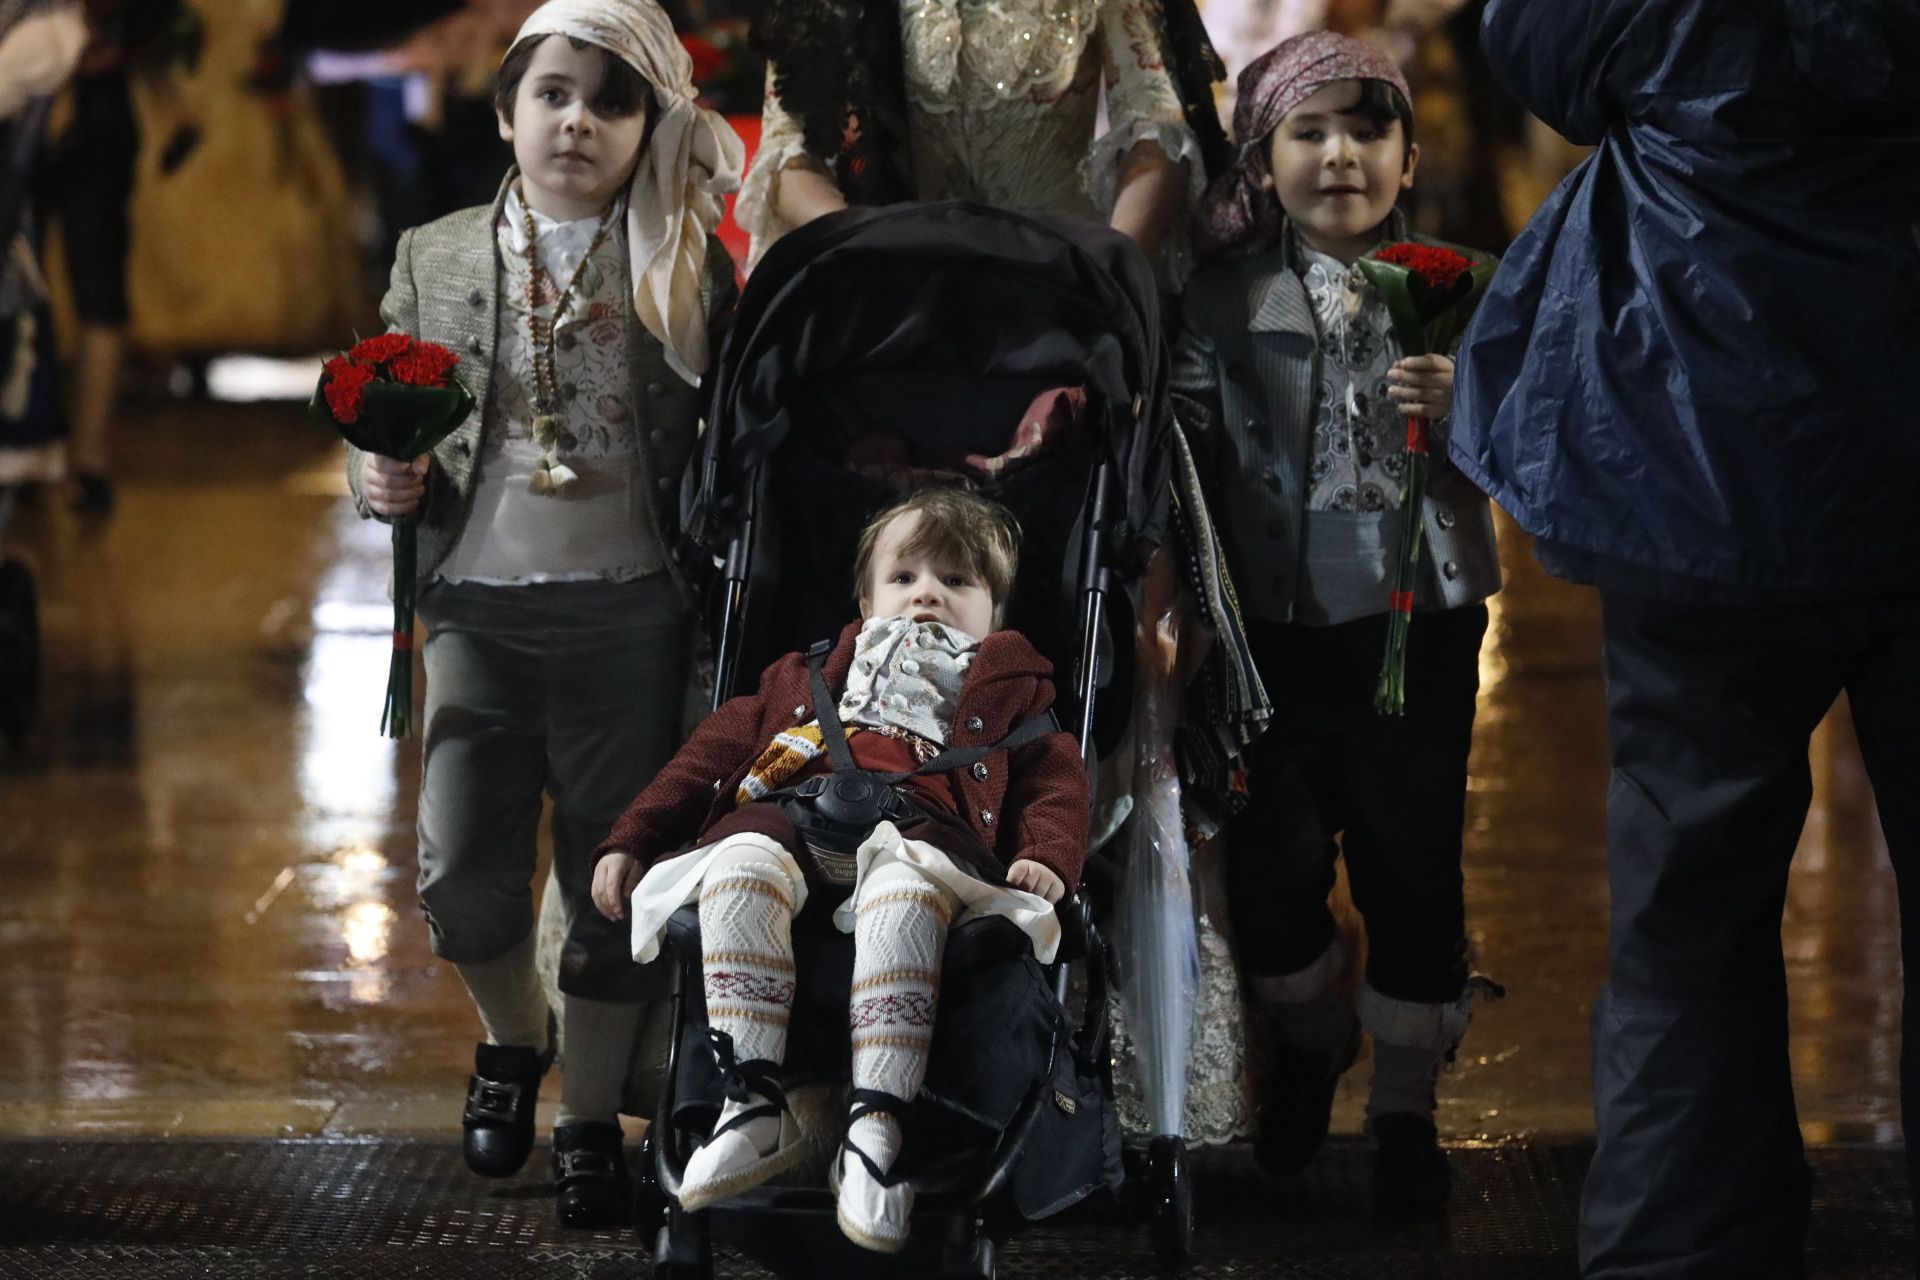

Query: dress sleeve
left=1083, top=0, right=1207, bottom=286
left=736, top=65, right=828, bottom=270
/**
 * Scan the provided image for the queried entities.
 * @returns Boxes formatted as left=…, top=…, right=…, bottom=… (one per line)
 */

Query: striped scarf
left=733, top=721, right=855, bottom=807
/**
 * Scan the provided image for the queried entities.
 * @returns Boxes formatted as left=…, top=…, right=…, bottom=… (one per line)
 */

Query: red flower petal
left=1373, top=242, right=1474, bottom=289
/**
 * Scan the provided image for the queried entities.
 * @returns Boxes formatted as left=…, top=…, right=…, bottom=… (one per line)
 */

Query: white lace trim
left=1081, top=116, right=1204, bottom=288
left=903, top=0, right=1103, bottom=112
left=1108, top=839, right=1258, bottom=1146
left=737, top=129, right=817, bottom=270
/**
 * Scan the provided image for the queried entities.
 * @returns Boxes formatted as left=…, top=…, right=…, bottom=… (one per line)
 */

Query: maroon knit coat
left=595, top=621, right=1091, bottom=887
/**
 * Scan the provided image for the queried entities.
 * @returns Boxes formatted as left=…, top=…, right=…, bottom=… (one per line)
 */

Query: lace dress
left=738, top=0, right=1204, bottom=280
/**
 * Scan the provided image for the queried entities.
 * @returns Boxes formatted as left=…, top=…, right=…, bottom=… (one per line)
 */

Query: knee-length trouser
left=1581, top=592, right=1920, bottom=1278
left=414, top=576, right=691, bottom=1001
left=1225, top=606, right=1486, bottom=1006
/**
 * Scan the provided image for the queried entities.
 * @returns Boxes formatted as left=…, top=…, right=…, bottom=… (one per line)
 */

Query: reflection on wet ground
left=0, top=400, right=1901, bottom=1148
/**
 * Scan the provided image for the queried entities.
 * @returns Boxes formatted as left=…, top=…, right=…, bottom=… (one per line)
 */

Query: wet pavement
left=0, top=398, right=1908, bottom=1267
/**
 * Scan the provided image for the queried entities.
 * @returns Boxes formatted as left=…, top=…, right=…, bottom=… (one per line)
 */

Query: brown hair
left=495, top=34, right=653, bottom=126
left=853, top=489, right=1022, bottom=621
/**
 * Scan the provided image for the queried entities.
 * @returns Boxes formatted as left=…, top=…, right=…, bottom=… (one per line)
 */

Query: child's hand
left=1006, top=858, right=1066, bottom=905
left=591, top=853, right=644, bottom=922
left=361, top=453, right=431, bottom=517
left=1387, top=354, right=1454, bottom=421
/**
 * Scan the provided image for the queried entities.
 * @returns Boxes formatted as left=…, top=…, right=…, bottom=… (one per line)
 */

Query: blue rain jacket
left=1450, top=0, right=1920, bottom=597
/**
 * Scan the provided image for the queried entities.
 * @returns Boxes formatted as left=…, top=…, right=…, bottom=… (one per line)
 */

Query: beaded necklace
left=519, top=182, right=617, bottom=494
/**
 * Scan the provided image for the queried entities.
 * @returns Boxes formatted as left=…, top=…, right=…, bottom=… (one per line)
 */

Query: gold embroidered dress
left=738, top=0, right=1203, bottom=277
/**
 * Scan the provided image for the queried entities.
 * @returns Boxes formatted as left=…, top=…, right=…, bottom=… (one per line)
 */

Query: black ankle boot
left=1370, top=1112, right=1450, bottom=1214
left=462, top=1032, right=555, bottom=1178
left=553, top=1121, right=631, bottom=1229
left=1252, top=1022, right=1362, bottom=1177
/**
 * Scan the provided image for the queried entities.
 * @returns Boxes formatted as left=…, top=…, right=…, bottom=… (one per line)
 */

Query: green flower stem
left=383, top=517, right=418, bottom=740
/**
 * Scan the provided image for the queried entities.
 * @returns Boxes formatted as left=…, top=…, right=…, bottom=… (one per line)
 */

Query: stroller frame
left=639, top=203, right=1174, bottom=1279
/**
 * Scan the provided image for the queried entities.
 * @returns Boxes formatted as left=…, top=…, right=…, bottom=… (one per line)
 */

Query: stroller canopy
left=686, top=201, right=1171, bottom=564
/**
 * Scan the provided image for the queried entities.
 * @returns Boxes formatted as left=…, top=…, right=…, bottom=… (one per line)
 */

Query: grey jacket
left=1171, top=225, right=1501, bottom=624
left=346, top=172, right=738, bottom=591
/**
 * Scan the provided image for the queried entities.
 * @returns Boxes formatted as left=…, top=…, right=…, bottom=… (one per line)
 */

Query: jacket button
left=971, top=762, right=989, bottom=781
left=979, top=808, right=994, bottom=825
left=793, top=704, right=806, bottom=720
left=647, top=382, right=665, bottom=397
left=1443, top=560, right=1460, bottom=581
left=657, top=475, right=673, bottom=492
left=1437, top=509, right=1456, bottom=530
left=468, top=289, right=484, bottom=308
left=457, top=439, right=472, bottom=456
left=561, top=383, right=577, bottom=401
left=1243, top=416, right=1258, bottom=432
left=966, top=716, right=984, bottom=733
left=467, top=337, right=483, bottom=355
left=649, top=428, right=666, bottom=446
left=558, top=331, right=577, bottom=352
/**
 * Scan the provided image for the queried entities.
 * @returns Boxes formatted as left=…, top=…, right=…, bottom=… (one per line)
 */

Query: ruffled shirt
left=739, top=0, right=1202, bottom=280
left=837, top=614, right=980, bottom=746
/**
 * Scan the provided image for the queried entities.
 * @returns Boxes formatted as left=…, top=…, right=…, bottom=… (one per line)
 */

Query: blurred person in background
left=43, top=0, right=198, bottom=517
left=0, top=0, right=85, bottom=747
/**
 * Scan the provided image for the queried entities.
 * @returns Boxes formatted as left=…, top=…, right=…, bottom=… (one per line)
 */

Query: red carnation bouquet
left=1354, top=243, right=1498, bottom=715
left=311, top=334, right=475, bottom=738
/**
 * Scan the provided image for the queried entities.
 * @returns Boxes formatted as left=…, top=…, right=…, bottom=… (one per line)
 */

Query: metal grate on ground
left=0, top=1139, right=1910, bottom=1278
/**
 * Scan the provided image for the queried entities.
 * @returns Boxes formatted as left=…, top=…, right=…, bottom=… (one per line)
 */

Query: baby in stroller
left=591, top=487, right=1089, bottom=1253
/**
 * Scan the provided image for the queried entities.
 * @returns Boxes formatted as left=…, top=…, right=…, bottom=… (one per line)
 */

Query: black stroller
left=639, top=202, right=1175, bottom=1280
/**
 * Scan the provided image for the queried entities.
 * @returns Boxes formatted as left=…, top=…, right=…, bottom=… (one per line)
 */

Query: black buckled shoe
left=553, top=1121, right=632, bottom=1230
left=1252, top=1022, right=1362, bottom=1177
left=1370, top=1112, right=1451, bottom=1214
left=462, top=1026, right=556, bottom=1178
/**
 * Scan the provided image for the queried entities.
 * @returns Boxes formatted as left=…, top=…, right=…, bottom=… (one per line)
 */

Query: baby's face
left=1266, top=78, right=1417, bottom=263
left=860, top=512, right=996, bottom=641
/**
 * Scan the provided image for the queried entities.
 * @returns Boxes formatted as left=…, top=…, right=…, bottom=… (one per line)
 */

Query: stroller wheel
left=1146, top=1134, right=1192, bottom=1268
left=653, top=1204, right=712, bottom=1280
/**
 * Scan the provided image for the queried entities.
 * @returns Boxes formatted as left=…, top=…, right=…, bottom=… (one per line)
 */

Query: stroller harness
left=769, top=638, right=1057, bottom=874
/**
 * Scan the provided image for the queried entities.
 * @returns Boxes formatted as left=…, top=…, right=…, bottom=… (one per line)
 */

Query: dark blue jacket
left=1450, top=0, right=1920, bottom=597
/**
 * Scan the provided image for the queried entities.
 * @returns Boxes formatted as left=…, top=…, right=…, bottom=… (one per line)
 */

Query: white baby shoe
left=831, top=1121, right=913, bottom=1253
left=678, top=1092, right=806, bottom=1212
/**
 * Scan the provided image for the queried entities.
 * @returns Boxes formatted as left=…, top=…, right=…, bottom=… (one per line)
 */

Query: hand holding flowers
left=312, top=333, right=475, bottom=738
left=1352, top=242, right=1495, bottom=715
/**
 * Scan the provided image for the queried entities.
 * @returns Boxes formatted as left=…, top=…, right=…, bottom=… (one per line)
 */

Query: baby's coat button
left=965, top=716, right=984, bottom=733
left=971, top=762, right=989, bottom=781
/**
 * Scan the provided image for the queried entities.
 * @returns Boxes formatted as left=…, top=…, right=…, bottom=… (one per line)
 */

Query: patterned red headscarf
left=1192, top=31, right=1411, bottom=262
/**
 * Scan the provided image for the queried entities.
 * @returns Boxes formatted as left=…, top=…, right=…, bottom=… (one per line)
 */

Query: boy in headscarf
left=344, top=0, right=743, bottom=1228
left=1174, top=30, right=1500, bottom=1212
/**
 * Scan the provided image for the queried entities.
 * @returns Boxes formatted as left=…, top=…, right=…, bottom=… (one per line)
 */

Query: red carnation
left=322, top=356, right=375, bottom=424
left=1373, top=243, right=1473, bottom=290
left=388, top=340, right=460, bottom=388
left=349, top=333, right=413, bottom=366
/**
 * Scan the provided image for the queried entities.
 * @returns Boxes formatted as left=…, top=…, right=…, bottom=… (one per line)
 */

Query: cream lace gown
left=737, top=0, right=1204, bottom=283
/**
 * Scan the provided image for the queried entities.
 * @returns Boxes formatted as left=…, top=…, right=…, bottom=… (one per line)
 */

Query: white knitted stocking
left=847, top=866, right=952, bottom=1174
left=699, top=845, right=798, bottom=1069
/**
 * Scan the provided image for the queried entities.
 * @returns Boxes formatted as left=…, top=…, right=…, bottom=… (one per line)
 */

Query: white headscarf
left=506, top=0, right=744, bottom=386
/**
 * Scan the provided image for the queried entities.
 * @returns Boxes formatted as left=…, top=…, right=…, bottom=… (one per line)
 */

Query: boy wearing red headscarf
left=1172, top=30, right=1500, bottom=1212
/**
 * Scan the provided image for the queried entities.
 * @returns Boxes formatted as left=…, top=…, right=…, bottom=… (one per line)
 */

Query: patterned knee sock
left=699, top=849, right=798, bottom=1070
left=847, top=870, right=951, bottom=1174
